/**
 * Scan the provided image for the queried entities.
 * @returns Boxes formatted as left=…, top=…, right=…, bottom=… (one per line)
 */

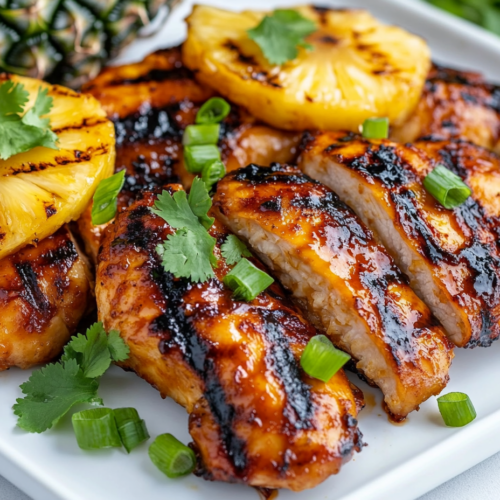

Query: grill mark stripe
left=151, top=265, right=248, bottom=473
left=15, top=262, right=51, bottom=315
left=259, top=309, right=314, bottom=429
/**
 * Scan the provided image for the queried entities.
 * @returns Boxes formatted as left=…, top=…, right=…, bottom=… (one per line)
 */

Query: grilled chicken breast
left=214, top=164, right=453, bottom=417
left=78, top=47, right=299, bottom=262
left=391, top=64, right=500, bottom=153
left=0, top=226, right=92, bottom=371
left=299, top=131, right=500, bottom=348
left=96, top=185, right=363, bottom=491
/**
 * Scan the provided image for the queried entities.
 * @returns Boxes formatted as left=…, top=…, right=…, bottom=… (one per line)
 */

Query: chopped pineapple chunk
left=182, top=5, right=431, bottom=131
left=0, top=75, right=115, bottom=260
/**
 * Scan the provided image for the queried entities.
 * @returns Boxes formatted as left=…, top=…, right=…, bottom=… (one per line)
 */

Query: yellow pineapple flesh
left=0, top=74, right=115, bottom=260
left=182, top=5, right=431, bottom=131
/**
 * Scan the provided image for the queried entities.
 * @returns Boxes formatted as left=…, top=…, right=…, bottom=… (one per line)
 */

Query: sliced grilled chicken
left=416, top=138, right=500, bottom=243
left=96, top=185, right=363, bottom=491
left=214, top=164, right=453, bottom=417
left=299, top=131, right=500, bottom=348
left=0, top=226, right=92, bottom=371
left=391, top=64, right=500, bottom=153
left=78, top=47, right=299, bottom=262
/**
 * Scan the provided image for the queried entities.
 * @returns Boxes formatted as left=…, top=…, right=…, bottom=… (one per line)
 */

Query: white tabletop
left=2, top=451, right=500, bottom=500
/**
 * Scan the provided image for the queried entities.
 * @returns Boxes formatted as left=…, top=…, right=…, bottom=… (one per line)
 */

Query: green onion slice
left=361, top=117, right=389, bottom=139
left=300, top=335, right=351, bottom=383
left=437, top=392, right=477, bottom=427
left=202, top=159, right=226, bottom=189
left=149, top=433, right=196, bottom=478
left=113, top=408, right=149, bottom=453
left=423, top=164, right=471, bottom=209
left=196, top=97, right=231, bottom=125
left=91, top=170, right=126, bottom=226
left=183, top=124, right=220, bottom=146
left=72, top=408, right=122, bottom=450
left=184, top=144, right=221, bottom=174
left=223, top=258, right=274, bottom=301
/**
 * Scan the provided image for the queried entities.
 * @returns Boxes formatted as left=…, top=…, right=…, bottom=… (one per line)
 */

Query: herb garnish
left=0, top=81, right=59, bottom=161
left=247, top=9, right=317, bottom=65
left=13, top=322, right=129, bottom=433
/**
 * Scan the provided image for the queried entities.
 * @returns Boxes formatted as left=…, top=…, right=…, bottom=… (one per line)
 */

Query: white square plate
left=2, top=1, right=500, bottom=500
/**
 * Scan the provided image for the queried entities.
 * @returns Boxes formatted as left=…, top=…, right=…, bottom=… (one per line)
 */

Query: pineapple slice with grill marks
left=0, top=74, right=115, bottom=260
left=182, top=5, right=431, bottom=132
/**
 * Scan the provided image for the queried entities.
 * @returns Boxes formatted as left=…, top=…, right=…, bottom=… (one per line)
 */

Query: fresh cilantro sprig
left=13, top=322, right=129, bottom=433
left=221, top=235, right=252, bottom=265
left=0, top=81, right=59, bottom=161
left=247, top=9, right=317, bottom=65
left=152, top=178, right=217, bottom=283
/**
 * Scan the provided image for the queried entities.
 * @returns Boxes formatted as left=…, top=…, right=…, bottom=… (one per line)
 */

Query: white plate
left=2, top=1, right=500, bottom=500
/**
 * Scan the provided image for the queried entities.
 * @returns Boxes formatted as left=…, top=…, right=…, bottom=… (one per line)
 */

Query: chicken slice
left=299, top=131, right=500, bottom=348
left=0, top=226, right=92, bottom=370
left=96, top=185, right=363, bottom=491
left=213, top=164, right=453, bottom=418
left=78, top=47, right=299, bottom=263
left=391, top=64, right=500, bottom=153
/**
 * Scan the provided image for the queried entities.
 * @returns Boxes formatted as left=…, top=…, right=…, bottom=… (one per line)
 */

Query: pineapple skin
left=0, top=0, right=178, bottom=88
left=182, top=5, right=431, bottom=132
left=0, top=74, right=116, bottom=261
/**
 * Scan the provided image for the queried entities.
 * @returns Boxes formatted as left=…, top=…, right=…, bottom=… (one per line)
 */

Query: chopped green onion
left=437, top=392, right=476, bottom=427
left=423, top=164, right=471, bottom=209
left=72, top=408, right=122, bottom=450
left=91, top=170, right=126, bottom=226
left=361, top=117, right=389, bottom=139
left=196, top=97, right=231, bottom=124
left=113, top=408, right=149, bottom=453
left=149, top=433, right=196, bottom=478
left=202, top=159, right=226, bottom=189
left=223, top=258, right=274, bottom=301
left=184, top=144, right=221, bottom=174
left=182, top=124, right=220, bottom=146
left=300, top=335, right=350, bottom=383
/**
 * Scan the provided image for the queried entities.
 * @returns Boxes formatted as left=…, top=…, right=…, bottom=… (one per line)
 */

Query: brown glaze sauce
left=255, top=487, right=279, bottom=500
left=382, top=401, right=409, bottom=426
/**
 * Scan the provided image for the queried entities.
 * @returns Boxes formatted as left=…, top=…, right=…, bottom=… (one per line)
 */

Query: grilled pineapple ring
left=0, top=74, right=115, bottom=260
left=183, top=5, right=431, bottom=131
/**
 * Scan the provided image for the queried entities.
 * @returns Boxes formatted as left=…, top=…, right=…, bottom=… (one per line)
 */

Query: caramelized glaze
left=96, top=185, right=363, bottom=491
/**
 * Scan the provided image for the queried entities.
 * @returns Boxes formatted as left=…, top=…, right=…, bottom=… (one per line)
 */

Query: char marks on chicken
left=213, top=163, right=453, bottom=417
left=96, top=185, right=364, bottom=491
left=79, top=47, right=299, bottom=262
left=0, top=226, right=92, bottom=370
left=300, top=131, right=500, bottom=348
left=392, top=64, right=500, bottom=153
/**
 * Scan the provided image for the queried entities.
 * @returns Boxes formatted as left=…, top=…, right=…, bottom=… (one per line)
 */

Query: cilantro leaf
left=0, top=81, right=59, bottom=160
left=156, top=228, right=216, bottom=282
left=13, top=359, right=102, bottom=433
left=152, top=183, right=217, bottom=283
left=188, top=177, right=215, bottom=229
left=62, top=322, right=129, bottom=379
left=108, top=330, right=130, bottom=362
left=221, top=235, right=252, bottom=265
left=247, top=9, right=317, bottom=65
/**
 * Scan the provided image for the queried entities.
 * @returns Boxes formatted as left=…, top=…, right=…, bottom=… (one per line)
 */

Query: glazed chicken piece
left=96, top=185, right=363, bottom=491
left=0, top=226, right=92, bottom=371
left=416, top=138, right=500, bottom=243
left=391, top=64, right=500, bottom=153
left=214, top=164, right=453, bottom=417
left=78, top=47, right=299, bottom=262
left=299, top=131, right=500, bottom=348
